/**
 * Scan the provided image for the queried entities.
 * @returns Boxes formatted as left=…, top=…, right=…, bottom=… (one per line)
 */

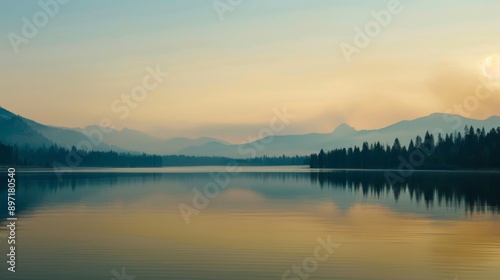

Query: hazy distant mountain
left=181, top=113, right=500, bottom=157
left=0, top=106, right=228, bottom=154
left=23, top=119, right=123, bottom=152
left=352, top=113, right=500, bottom=148
left=78, top=126, right=229, bottom=155
left=0, top=106, right=15, bottom=120
left=1, top=106, right=499, bottom=157
left=0, top=106, right=121, bottom=151
left=0, top=113, right=52, bottom=147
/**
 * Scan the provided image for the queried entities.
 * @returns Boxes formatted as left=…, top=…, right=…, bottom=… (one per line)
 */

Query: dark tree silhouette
left=0, top=142, right=308, bottom=168
left=311, top=126, right=500, bottom=170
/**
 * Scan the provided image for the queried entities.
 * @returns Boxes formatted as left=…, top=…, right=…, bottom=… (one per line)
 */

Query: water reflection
left=1, top=169, right=500, bottom=280
left=2, top=170, right=500, bottom=222
left=310, top=171, right=500, bottom=214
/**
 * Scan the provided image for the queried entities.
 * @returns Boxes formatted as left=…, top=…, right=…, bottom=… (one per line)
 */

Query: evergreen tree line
left=162, top=154, right=308, bottom=166
left=310, top=126, right=500, bottom=169
left=0, top=142, right=308, bottom=167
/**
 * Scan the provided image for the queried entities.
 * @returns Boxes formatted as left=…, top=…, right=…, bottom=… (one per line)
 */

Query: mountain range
left=1, top=106, right=499, bottom=157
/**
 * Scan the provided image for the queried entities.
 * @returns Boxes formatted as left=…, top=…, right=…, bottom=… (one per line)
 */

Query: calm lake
left=1, top=166, right=500, bottom=280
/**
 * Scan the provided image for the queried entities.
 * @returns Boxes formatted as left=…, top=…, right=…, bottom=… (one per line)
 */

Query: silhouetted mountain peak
left=332, top=123, right=356, bottom=135
left=2, top=105, right=500, bottom=157
left=486, top=115, right=500, bottom=121
left=0, top=106, right=15, bottom=120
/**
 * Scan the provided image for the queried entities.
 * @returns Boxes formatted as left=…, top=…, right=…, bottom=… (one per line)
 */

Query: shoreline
left=2, top=165, right=500, bottom=173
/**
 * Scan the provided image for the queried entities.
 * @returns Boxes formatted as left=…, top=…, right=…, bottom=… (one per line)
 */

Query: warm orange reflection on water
left=20, top=190, right=500, bottom=280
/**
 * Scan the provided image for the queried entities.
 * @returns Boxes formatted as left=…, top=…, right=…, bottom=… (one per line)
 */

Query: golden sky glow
left=1, top=0, right=500, bottom=142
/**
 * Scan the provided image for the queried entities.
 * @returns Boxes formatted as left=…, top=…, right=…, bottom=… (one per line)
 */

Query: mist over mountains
left=1, top=106, right=499, bottom=157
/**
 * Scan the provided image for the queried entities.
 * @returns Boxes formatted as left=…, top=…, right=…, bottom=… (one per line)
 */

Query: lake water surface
left=1, top=167, right=500, bottom=280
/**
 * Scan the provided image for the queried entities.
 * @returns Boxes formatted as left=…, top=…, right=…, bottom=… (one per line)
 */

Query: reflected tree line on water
left=1, top=171, right=499, bottom=222
left=233, top=171, right=500, bottom=214
left=310, top=171, right=500, bottom=214
left=0, top=172, right=166, bottom=221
